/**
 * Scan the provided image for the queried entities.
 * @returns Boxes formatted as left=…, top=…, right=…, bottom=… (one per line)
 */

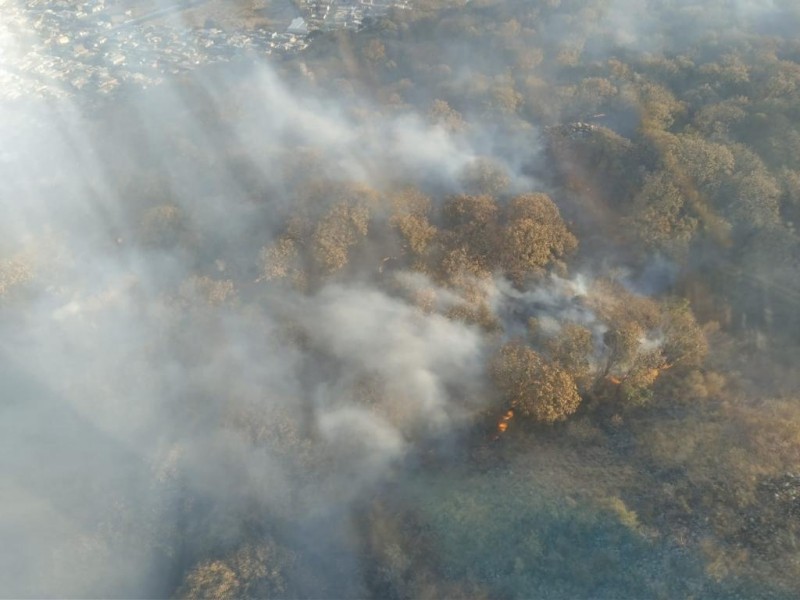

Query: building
left=287, top=17, right=308, bottom=36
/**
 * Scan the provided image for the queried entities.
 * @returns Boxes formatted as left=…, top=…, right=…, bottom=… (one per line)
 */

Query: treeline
left=299, top=0, right=800, bottom=340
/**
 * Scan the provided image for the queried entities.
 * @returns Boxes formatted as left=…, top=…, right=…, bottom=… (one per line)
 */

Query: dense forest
left=3, top=0, right=800, bottom=598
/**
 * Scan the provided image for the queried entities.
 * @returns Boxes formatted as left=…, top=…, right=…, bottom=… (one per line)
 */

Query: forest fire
left=497, top=409, right=514, bottom=433
left=3, top=0, right=796, bottom=594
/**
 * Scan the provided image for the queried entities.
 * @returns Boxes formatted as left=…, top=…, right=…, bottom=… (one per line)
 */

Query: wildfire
left=608, top=365, right=671, bottom=387
left=497, top=409, right=514, bottom=433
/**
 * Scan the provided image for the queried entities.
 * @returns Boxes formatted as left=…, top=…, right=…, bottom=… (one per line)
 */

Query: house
left=287, top=17, right=309, bottom=36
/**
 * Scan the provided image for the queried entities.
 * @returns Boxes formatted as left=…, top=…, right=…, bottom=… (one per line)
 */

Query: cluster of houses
left=0, top=1, right=339, bottom=102
left=296, top=0, right=411, bottom=31
left=0, top=0, right=413, bottom=103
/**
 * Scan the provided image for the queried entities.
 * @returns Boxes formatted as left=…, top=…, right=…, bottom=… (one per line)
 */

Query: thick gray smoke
left=0, top=13, right=511, bottom=595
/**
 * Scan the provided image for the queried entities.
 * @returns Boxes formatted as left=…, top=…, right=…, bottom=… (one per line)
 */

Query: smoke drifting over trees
left=2, top=0, right=800, bottom=598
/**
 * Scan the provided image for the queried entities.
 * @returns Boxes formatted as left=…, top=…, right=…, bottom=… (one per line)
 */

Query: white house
left=287, top=17, right=309, bottom=36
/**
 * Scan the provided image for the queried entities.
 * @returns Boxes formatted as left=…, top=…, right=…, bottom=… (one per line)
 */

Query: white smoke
left=0, top=15, right=499, bottom=595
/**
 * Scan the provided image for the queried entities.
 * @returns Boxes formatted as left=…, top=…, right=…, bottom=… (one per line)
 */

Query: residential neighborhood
left=0, top=0, right=411, bottom=102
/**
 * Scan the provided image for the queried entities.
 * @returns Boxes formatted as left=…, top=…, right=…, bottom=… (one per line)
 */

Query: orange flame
left=497, top=409, right=514, bottom=433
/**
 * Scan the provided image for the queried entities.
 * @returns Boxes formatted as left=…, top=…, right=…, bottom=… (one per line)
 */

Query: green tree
left=439, top=194, right=501, bottom=276
left=312, top=201, right=370, bottom=273
left=547, top=323, right=594, bottom=392
left=625, top=171, right=698, bottom=260
left=460, top=158, right=510, bottom=196
left=500, top=193, right=577, bottom=283
left=428, top=99, right=466, bottom=132
left=179, top=542, right=294, bottom=600
left=491, top=342, right=581, bottom=424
